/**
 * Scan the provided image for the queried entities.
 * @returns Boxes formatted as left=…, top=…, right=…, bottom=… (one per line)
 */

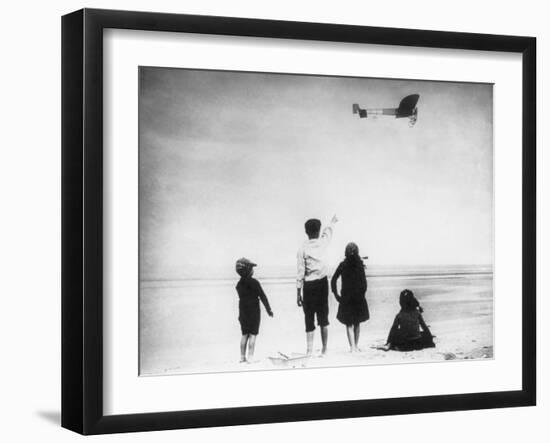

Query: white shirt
left=296, top=221, right=335, bottom=289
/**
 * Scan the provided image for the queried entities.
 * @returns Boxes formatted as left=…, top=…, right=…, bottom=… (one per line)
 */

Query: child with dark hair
left=331, top=242, right=370, bottom=352
left=296, top=215, right=338, bottom=356
left=235, top=258, right=273, bottom=363
left=381, top=289, right=435, bottom=352
left=399, top=289, right=423, bottom=313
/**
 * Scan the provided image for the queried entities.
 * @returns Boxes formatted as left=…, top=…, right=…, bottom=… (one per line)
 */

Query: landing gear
left=408, top=108, right=418, bottom=127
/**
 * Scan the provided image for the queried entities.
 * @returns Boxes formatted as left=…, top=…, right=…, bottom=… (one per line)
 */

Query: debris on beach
left=439, top=346, right=493, bottom=361
left=465, top=346, right=493, bottom=359
left=269, top=352, right=309, bottom=368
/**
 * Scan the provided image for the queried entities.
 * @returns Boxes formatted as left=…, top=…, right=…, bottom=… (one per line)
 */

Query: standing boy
left=296, top=215, right=338, bottom=356
left=235, top=258, right=274, bottom=363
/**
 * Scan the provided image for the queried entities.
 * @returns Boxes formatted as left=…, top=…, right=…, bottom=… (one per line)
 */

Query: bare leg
left=247, top=334, right=257, bottom=361
left=240, top=334, right=249, bottom=362
left=306, top=331, right=314, bottom=356
left=346, top=325, right=354, bottom=352
left=320, top=326, right=328, bottom=355
left=354, top=323, right=361, bottom=351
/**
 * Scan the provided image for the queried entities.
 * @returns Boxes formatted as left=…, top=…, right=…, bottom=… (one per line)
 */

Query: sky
left=139, top=67, right=493, bottom=280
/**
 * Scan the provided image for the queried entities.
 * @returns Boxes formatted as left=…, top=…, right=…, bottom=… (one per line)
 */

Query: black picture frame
left=61, top=8, right=536, bottom=435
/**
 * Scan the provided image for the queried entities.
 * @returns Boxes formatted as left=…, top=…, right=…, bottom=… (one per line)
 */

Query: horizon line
left=141, top=264, right=494, bottom=283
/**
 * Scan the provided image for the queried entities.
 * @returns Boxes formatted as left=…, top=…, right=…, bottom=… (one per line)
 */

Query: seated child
left=235, top=257, right=273, bottom=363
left=382, top=289, right=435, bottom=352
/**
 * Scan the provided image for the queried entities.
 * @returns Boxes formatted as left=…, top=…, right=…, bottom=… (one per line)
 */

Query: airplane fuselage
left=352, top=94, right=419, bottom=126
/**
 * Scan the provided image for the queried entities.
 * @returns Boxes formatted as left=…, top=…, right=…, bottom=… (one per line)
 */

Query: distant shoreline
left=141, top=270, right=493, bottom=287
left=141, top=264, right=493, bottom=284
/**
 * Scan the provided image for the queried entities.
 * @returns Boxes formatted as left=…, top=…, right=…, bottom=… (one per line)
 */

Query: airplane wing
left=396, top=94, right=420, bottom=117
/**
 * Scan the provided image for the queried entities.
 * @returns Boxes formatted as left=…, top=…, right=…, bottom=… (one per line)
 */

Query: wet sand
left=139, top=272, right=493, bottom=376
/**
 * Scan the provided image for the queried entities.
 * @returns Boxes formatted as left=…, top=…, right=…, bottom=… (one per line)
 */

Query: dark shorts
left=302, top=277, right=329, bottom=332
left=239, top=302, right=260, bottom=335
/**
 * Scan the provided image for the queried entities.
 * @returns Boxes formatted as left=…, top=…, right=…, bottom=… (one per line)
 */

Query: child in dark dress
left=381, top=289, right=435, bottom=352
left=330, top=243, right=369, bottom=352
left=235, top=258, right=273, bottom=363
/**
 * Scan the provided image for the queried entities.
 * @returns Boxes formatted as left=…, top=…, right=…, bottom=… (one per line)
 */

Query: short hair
left=235, top=257, right=256, bottom=278
left=304, top=219, right=321, bottom=237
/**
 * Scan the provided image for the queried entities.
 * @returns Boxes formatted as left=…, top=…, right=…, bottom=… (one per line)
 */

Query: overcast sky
left=139, top=67, right=492, bottom=280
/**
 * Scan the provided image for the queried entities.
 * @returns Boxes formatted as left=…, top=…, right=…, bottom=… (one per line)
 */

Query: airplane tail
left=352, top=104, right=367, bottom=118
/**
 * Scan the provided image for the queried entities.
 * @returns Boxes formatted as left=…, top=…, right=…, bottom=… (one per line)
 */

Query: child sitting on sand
left=381, top=289, right=435, bottom=352
left=235, top=258, right=274, bottom=363
left=330, top=242, right=369, bottom=352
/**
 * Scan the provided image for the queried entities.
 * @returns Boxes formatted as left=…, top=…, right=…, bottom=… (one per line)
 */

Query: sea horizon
left=140, top=263, right=493, bottom=287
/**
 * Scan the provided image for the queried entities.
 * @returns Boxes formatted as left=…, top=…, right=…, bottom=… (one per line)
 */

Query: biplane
left=352, top=94, right=420, bottom=127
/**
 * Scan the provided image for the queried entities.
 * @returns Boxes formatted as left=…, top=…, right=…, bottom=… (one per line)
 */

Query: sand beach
left=139, top=266, right=493, bottom=376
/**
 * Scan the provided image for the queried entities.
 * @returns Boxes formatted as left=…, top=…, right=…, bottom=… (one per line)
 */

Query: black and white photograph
left=138, top=67, right=494, bottom=376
